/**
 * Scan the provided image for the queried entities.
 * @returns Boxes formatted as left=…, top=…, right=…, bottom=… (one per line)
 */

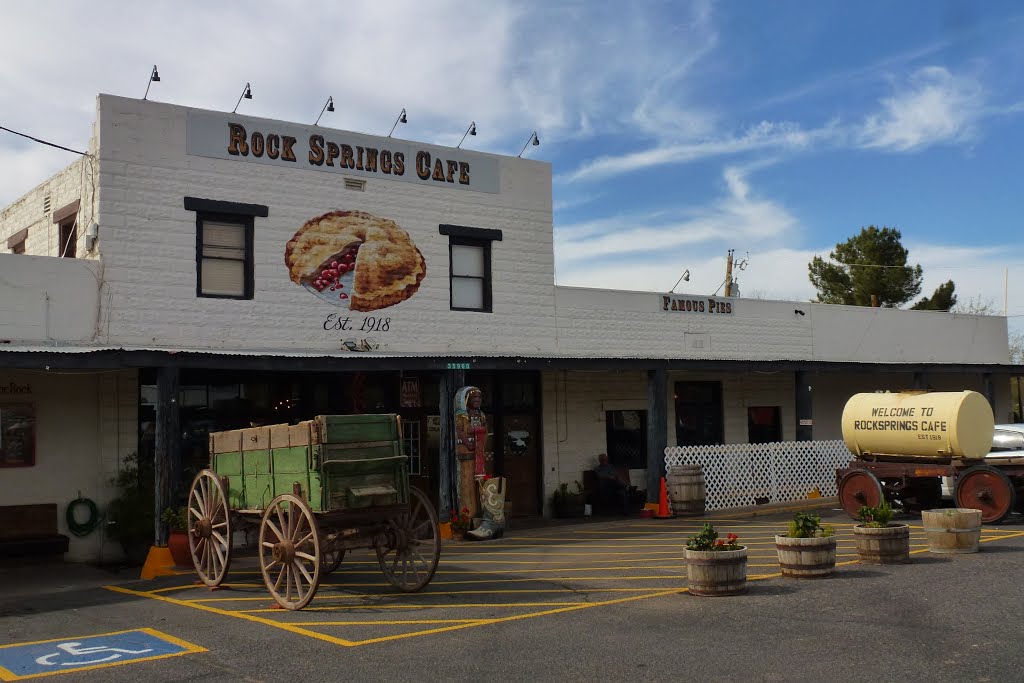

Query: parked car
left=941, top=424, right=1024, bottom=498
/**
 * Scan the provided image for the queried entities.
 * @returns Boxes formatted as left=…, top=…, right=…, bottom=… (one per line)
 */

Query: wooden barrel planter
left=853, top=524, right=911, bottom=564
left=667, top=465, right=706, bottom=517
left=683, top=547, right=747, bottom=596
left=774, top=535, right=837, bottom=578
left=921, top=508, right=982, bottom=554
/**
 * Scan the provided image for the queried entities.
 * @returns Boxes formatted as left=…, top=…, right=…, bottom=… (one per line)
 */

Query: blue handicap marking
left=0, top=628, right=202, bottom=680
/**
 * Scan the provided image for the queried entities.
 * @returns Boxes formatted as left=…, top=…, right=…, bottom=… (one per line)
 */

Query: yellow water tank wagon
left=841, top=390, right=994, bottom=459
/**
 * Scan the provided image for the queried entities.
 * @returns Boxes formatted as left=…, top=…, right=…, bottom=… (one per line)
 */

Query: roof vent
left=43, top=193, right=51, bottom=215
left=344, top=178, right=366, bottom=192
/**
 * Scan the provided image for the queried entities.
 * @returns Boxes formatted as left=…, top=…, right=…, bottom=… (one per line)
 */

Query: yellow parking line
left=186, top=587, right=681, bottom=603
left=344, top=589, right=685, bottom=646
left=153, top=576, right=701, bottom=594
left=293, top=620, right=487, bottom=626
left=237, top=602, right=597, bottom=613
left=105, top=586, right=362, bottom=647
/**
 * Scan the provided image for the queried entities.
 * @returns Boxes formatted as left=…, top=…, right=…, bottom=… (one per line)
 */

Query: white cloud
left=555, top=165, right=797, bottom=265
left=858, top=67, right=984, bottom=151
left=559, top=120, right=833, bottom=184
left=560, top=62, right=1006, bottom=185
left=0, top=0, right=720, bottom=206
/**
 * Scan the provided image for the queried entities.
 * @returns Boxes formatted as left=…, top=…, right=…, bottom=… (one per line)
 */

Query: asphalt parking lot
left=2, top=505, right=1024, bottom=681
left=103, top=506, right=1024, bottom=647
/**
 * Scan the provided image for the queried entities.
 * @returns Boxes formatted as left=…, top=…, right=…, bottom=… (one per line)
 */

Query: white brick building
left=0, top=95, right=1015, bottom=562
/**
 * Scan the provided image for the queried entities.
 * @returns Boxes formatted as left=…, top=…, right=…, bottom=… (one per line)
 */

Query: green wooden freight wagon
left=186, top=414, right=440, bottom=610
left=207, top=414, right=409, bottom=513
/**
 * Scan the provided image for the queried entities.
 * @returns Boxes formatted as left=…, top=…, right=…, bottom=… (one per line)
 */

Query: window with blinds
left=451, top=243, right=486, bottom=309
left=449, top=239, right=491, bottom=311
left=198, top=216, right=253, bottom=298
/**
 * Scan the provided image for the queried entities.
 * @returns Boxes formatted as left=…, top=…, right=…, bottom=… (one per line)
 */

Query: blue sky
left=3, top=1, right=1024, bottom=320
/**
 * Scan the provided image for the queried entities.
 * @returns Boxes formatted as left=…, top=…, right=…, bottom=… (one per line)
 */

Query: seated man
left=594, top=453, right=631, bottom=515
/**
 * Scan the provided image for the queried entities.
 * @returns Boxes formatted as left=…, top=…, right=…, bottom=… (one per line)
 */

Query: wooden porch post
left=795, top=370, right=813, bottom=441
left=983, top=372, right=995, bottom=414
left=646, top=368, right=668, bottom=503
left=154, top=365, right=180, bottom=546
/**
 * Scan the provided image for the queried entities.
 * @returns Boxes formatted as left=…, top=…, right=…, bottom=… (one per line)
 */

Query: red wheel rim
left=838, top=471, right=883, bottom=520
left=955, top=468, right=1015, bottom=524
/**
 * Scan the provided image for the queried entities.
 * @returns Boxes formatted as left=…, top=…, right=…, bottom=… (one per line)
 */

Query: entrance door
left=501, top=414, right=539, bottom=517
left=675, top=381, right=724, bottom=446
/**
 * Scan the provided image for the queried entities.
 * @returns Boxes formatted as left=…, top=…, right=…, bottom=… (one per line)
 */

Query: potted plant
left=775, top=512, right=837, bottom=578
left=106, top=452, right=155, bottom=566
left=161, top=506, right=191, bottom=567
left=854, top=499, right=910, bottom=564
left=448, top=507, right=472, bottom=541
left=683, top=523, right=747, bottom=596
left=551, top=481, right=585, bottom=518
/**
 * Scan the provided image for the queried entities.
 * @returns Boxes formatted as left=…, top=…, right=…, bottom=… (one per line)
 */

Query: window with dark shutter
left=185, top=197, right=267, bottom=300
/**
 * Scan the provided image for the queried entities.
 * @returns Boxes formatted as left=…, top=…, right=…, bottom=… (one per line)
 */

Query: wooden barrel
left=921, top=508, right=981, bottom=554
left=853, top=524, right=911, bottom=564
left=667, top=465, right=706, bottom=517
left=774, top=535, right=837, bottom=578
left=684, top=548, right=747, bottom=596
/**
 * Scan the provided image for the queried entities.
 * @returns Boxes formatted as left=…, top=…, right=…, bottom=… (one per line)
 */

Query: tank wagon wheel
left=838, top=470, right=883, bottom=520
left=321, top=543, right=345, bottom=575
left=188, top=469, right=233, bottom=587
left=259, top=494, right=322, bottom=611
left=376, top=487, right=441, bottom=592
left=955, top=465, right=1016, bottom=524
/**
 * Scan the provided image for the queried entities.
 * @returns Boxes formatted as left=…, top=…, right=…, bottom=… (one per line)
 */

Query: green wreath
left=66, top=496, right=100, bottom=537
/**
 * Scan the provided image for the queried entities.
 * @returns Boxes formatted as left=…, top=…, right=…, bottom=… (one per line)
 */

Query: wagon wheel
left=188, top=469, right=232, bottom=587
left=258, top=494, right=321, bottom=610
left=320, top=542, right=345, bottom=575
left=838, top=469, right=883, bottom=520
left=955, top=465, right=1016, bottom=524
left=376, top=487, right=441, bottom=592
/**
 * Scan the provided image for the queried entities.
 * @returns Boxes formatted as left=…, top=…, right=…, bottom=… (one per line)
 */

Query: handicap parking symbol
left=0, top=628, right=204, bottom=680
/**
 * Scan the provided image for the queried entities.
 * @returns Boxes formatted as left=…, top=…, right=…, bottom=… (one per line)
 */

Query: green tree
left=911, top=280, right=957, bottom=311
left=808, top=226, right=923, bottom=307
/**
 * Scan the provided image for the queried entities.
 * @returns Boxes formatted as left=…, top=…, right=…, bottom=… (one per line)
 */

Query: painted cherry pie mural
left=285, top=210, right=426, bottom=311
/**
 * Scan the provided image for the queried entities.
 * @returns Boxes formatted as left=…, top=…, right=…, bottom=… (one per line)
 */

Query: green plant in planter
left=107, top=452, right=155, bottom=565
left=685, top=523, right=742, bottom=551
left=161, top=506, right=188, bottom=533
left=551, top=481, right=585, bottom=517
left=858, top=499, right=895, bottom=528
left=787, top=513, right=836, bottom=538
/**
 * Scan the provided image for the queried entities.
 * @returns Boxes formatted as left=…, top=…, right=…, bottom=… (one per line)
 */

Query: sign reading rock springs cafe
left=185, top=111, right=500, bottom=193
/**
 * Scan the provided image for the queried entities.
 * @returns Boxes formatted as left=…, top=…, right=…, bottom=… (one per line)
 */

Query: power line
left=0, top=125, right=88, bottom=156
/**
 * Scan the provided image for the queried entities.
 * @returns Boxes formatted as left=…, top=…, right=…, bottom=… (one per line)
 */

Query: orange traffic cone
left=653, top=477, right=675, bottom=519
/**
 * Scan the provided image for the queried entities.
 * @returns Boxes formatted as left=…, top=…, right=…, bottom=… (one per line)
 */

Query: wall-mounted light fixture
left=387, top=108, right=407, bottom=137
left=232, top=82, right=252, bottom=113
left=457, top=122, right=477, bottom=149
left=518, top=131, right=540, bottom=157
left=314, top=96, right=335, bottom=126
left=142, top=65, right=160, bottom=100
left=669, top=269, right=690, bottom=292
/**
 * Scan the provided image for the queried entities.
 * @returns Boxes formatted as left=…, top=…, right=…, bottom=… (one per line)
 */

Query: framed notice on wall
left=0, top=404, right=36, bottom=467
left=400, top=377, right=421, bottom=408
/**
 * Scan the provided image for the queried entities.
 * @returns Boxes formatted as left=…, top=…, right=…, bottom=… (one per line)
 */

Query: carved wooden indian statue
left=454, top=386, right=505, bottom=540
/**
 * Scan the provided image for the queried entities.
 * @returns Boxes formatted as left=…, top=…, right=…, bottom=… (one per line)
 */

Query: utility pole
left=724, top=249, right=734, bottom=297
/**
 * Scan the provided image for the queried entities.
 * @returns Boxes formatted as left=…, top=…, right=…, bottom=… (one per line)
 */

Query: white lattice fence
left=663, top=441, right=855, bottom=511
